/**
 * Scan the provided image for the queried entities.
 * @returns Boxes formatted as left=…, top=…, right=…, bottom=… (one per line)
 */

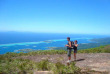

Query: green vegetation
left=78, top=45, right=110, bottom=53
left=0, top=58, right=81, bottom=74
left=0, top=58, right=37, bottom=74
left=2, top=45, right=110, bottom=58
left=36, top=59, right=81, bottom=74
left=78, top=37, right=110, bottom=49
left=3, top=50, right=67, bottom=58
left=0, top=45, right=110, bottom=74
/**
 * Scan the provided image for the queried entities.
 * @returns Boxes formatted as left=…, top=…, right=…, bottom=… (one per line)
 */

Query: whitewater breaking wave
left=0, top=38, right=93, bottom=47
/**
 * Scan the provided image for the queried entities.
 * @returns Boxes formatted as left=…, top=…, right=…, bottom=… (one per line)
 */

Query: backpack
left=67, top=41, right=74, bottom=49
left=71, top=41, right=74, bottom=49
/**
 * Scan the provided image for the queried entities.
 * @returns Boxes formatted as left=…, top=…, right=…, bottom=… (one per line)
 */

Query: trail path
left=20, top=53, right=110, bottom=74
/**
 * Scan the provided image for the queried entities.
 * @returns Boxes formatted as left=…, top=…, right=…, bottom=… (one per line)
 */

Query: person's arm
left=75, top=44, right=78, bottom=47
left=65, top=44, right=69, bottom=47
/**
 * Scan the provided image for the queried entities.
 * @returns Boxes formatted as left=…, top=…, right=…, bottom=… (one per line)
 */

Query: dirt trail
left=20, top=53, right=110, bottom=74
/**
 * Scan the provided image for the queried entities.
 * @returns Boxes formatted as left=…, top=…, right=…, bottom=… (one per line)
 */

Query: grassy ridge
left=0, top=58, right=81, bottom=74
left=78, top=45, right=110, bottom=53
left=0, top=58, right=37, bottom=74
left=0, top=45, right=110, bottom=74
left=36, top=59, right=81, bottom=74
left=1, top=45, right=110, bottom=58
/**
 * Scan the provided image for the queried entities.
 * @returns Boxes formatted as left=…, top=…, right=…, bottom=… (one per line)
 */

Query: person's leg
left=74, top=53, right=76, bottom=60
left=67, top=49, right=71, bottom=61
left=68, top=56, right=71, bottom=60
left=74, top=49, right=77, bottom=61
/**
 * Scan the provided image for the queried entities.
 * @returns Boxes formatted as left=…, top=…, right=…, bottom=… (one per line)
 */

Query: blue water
left=0, top=32, right=108, bottom=54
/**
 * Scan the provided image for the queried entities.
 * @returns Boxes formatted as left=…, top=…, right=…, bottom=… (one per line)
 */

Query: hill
left=0, top=45, right=110, bottom=74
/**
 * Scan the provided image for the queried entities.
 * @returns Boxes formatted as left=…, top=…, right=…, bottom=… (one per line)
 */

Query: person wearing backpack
left=65, top=37, right=72, bottom=63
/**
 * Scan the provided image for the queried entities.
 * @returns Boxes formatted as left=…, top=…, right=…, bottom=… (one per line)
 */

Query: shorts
left=67, top=49, right=72, bottom=57
left=73, top=49, right=77, bottom=53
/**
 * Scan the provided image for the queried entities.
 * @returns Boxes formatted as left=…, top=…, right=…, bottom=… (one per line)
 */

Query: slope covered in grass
left=0, top=45, right=110, bottom=74
left=0, top=58, right=81, bottom=74
left=78, top=45, right=110, bottom=53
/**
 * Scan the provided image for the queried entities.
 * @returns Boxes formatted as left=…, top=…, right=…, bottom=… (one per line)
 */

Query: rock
left=34, top=71, right=53, bottom=74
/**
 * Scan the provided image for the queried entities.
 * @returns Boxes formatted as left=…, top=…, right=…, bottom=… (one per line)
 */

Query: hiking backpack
left=71, top=41, right=74, bottom=49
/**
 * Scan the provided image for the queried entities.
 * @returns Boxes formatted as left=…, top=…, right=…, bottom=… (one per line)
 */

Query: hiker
left=73, top=40, right=78, bottom=61
left=65, top=37, right=78, bottom=63
left=65, top=37, right=72, bottom=63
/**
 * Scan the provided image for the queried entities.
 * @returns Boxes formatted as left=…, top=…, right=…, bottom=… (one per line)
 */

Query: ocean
left=0, top=32, right=108, bottom=54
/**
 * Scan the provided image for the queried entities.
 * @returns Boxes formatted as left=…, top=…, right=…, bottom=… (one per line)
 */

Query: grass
left=78, top=45, right=110, bottom=53
left=0, top=58, right=38, bottom=74
left=0, top=45, right=110, bottom=74
left=0, top=58, right=81, bottom=74
left=1, top=45, right=110, bottom=59
left=31, top=59, right=81, bottom=74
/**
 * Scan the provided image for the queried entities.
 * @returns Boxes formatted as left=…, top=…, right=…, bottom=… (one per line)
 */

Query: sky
left=0, top=0, right=110, bottom=35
